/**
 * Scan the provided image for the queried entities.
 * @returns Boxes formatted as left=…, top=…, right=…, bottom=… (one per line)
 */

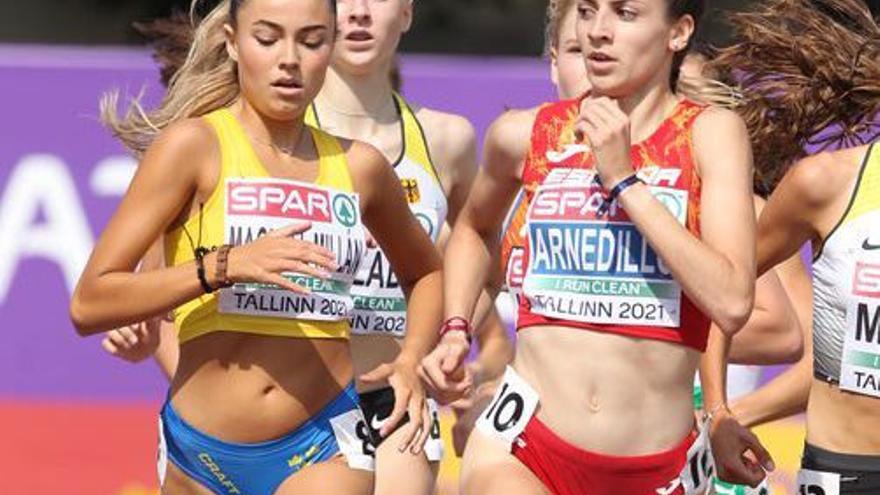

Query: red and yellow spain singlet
left=516, top=97, right=712, bottom=351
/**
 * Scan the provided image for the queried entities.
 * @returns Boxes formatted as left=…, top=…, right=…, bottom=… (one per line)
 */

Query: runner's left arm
left=728, top=197, right=803, bottom=365
left=729, top=155, right=827, bottom=425
left=577, top=100, right=757, bottom=335
left=102, top=237, right=180, bottom=380
left=702, top=327, right=775, bottom=487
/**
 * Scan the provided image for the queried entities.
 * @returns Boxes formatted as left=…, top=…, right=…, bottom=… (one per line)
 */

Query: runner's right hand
left=710, top=409, right=775, bottom=487
left=102, top=320, right=160, bottom=363
left=419, top=331, right=473, bottom=405
left=225, top=222, right=338, bottom=293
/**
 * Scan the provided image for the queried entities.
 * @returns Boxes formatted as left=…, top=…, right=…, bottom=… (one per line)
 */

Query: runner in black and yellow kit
left=307, top=1, right=512, bottom=492
left=70, top=0, right=442, bottom=493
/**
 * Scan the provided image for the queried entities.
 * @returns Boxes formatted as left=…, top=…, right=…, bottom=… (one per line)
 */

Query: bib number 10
left=475, top=367, right=539, bottom=451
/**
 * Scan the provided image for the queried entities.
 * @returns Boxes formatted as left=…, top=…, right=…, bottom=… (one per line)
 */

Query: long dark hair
left=709, top=0, right=880, bottom=192
left=134, top=10, right=193, bottom=87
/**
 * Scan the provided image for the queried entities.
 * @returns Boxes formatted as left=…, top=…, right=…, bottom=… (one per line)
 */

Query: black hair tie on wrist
left=194, top=246, right=215, bottom=294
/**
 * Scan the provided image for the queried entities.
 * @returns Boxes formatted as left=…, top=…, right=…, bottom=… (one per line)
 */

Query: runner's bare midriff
left=806, top=379, right=880, bottom=454
left=514, top=325, right=699, bottom=456
left=169, top=332, right=353, bottom=443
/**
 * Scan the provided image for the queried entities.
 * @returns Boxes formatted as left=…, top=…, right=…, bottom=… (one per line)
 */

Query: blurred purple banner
left=0, top=45, right=555, bottom=401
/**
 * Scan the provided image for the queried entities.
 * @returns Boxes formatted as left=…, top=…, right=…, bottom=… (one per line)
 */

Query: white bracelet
left=703, top=402, right=731, bottom=425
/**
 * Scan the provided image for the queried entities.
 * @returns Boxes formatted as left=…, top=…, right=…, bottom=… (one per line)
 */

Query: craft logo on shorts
left=853, top=262, right=880, bottom=298
left=332, top=194, right=359, bottom=228
left=227, top=180, right=332, bottom=222
left=400, top=178, right=421, bottom=204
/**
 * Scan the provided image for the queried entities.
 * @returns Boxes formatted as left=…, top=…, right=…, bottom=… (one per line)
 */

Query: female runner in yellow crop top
left=98, top=4, right=513, bottom=494
left=70, top=0, right=442, bottom=494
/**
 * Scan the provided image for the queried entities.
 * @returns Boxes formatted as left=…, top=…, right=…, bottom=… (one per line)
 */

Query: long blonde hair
left=544, top=0, right=578, bottom=57
left=101, top=0, right=237, bottom=156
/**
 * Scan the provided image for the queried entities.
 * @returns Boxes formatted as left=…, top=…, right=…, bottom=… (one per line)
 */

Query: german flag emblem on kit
left=400, top=178, right=421, bottom=203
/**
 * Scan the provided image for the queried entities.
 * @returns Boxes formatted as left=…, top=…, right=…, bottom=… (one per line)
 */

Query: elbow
left=781, top=336, right=805, bottom=364
left=780, top=321, right=805, bottom=363
left=714, top=293, right=755, bottom=337
left=69, top=293, right=101, bottom=337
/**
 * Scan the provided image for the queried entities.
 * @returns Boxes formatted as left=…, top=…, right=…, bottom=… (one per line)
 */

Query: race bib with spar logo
left=840, top=254, right=880, bottom=398
left=218, top=178, right=366, bottom=321
left=350, top=207, right=440, bottom=337
left=506, top=246, right=526, bottom=307
left=502, top=187, right=528, bottom=308
left=522, top=168, right=688, bottom=327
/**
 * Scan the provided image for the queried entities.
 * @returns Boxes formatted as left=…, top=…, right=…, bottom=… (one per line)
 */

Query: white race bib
left=475, top=366, right=540, bottom=452
left=676, top=424, right=714, bottom=495
left=157, top=416, right=168, bottom=487
left=218, top=178, right=366, bottom=322
left=349, top=207, right=440, bottom=337
left=424, top=398, right=444, bottom=462
left=522, top=169, right=688, bottom=328
left=329, top=408, right=374, bottom=472
left=506, top=246, right=525, bottom=305
left=796, top=468, right=841, bottom=495
left=840, top=261, right=880, bottom=398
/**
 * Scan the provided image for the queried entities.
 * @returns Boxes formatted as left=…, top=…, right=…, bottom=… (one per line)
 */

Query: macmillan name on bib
left=218, top=178, right=365, bottom=321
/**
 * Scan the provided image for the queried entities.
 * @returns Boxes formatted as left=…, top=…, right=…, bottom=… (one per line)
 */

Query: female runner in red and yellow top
left=421, top=1, right=770, bottom=493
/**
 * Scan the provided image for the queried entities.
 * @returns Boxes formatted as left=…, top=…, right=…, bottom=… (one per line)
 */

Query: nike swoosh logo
left=370, top=414, right=389, bottom=431
left=863, top=238, right=880, bottom=250
left=546, top=144, right=590, bottom=163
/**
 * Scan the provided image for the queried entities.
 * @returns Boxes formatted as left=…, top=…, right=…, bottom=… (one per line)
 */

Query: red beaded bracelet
left=439, top=316, right=473, bottom=344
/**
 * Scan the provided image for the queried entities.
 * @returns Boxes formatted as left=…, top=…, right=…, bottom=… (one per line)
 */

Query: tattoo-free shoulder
left=139, top=116, right=220, bottom=185
left=691, top=105, right=748, bottom=137
left=781, top=145, right=868, bottom=210
left=344, top=138, right=392, bottom=190
left=483, top=106, right=542, bottom=179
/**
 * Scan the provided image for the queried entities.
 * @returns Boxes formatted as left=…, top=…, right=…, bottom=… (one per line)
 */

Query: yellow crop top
left=165, top=107, right=366, bottom=344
